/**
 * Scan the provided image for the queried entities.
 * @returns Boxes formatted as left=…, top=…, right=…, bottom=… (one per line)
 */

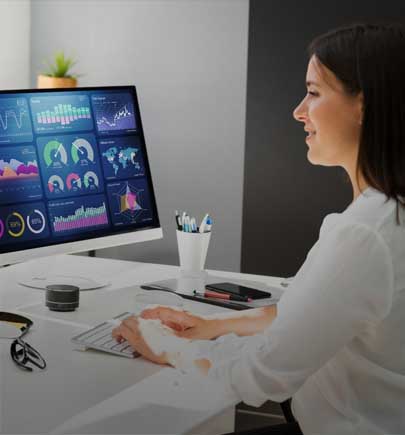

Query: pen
left=191, top=217, right=197, bottom=232
left=205, top=216, right=212, bottom=232
left=193, top=290, right=252, bottom=302
left=199, top=213, right=209, bottom=233
left=185, top=215, right=191, bottom=232
left=175, top=210, right=182, bottom=230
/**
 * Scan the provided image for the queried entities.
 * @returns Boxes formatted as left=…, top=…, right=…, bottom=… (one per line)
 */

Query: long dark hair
left=308, top=23, right=405, bottom=217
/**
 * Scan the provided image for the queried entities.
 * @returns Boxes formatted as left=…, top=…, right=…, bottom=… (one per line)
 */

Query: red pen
left=194, top=290, right=252, bottom=302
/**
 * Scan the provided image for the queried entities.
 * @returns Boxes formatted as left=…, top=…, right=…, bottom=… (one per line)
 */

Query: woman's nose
left=293, top=98, right=307, bottom=122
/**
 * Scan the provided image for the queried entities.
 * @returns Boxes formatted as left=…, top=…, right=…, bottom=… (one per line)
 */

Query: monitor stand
left=0, top=259, right=110, bottom=291
left=18, top=274, right=110, bottom=291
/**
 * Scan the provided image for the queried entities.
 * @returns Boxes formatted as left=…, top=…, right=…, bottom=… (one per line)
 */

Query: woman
left=113, top=23, right=405, bottom=435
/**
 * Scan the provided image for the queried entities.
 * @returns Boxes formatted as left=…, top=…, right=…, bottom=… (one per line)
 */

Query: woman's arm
left=205, top=223, right=394, bottom=405
left=140, top=305, right=277, bottom=340
left=204, top=305, right=277, bottom=338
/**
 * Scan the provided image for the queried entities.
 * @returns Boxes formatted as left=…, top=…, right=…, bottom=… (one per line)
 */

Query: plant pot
left=37, top=75, right=77, bottom=89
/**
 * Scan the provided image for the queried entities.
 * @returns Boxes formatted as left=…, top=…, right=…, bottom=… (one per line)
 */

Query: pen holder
left=176, top=230, right=211, bottom=278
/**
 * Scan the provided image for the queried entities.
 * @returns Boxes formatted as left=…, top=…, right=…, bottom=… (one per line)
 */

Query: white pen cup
left=176, top=229, right=211, bottom=278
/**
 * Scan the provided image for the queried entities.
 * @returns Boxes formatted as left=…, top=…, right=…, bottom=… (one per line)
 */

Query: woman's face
left=293, top=56, right=363, bottom=169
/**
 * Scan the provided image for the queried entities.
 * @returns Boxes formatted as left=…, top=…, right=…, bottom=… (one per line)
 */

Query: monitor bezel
left=0, top=85, right=162, bottom=265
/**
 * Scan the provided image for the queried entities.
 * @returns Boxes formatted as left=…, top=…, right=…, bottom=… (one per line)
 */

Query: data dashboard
left=0, top=87, right=159, bottom=254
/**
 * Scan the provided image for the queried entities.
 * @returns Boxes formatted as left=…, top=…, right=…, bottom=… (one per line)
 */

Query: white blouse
left=206, top=188, right=405, bottom=435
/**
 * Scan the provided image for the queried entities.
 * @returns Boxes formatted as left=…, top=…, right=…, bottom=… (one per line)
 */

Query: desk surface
left=0, top=255, right=282, bottom=434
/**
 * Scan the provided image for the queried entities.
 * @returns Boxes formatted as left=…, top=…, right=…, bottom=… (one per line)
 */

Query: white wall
left=30, top=0, right=249, bottom=271
left=0, top=0, right=30, bottom=89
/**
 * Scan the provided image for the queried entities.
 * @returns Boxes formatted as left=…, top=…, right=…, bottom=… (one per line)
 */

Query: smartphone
left=205, top=282, right=271, bottom=300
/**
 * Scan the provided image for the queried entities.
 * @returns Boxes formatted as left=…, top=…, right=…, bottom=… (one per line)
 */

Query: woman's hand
left=112, top=316, right=169, bottom=365
left=140, top=306, right=220, bottom=340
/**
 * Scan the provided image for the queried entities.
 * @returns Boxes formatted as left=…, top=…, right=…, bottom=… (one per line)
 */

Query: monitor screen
left=0, top=86, right=160, bottom=258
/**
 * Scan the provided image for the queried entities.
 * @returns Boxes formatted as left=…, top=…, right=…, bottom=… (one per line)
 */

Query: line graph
left=0, top=98, right=33, bottom=144
left=0, top=108, right=28, bottom=130
left=92, top=93, right=137, bottom=133
left=97, top=105, right=132, bottom=128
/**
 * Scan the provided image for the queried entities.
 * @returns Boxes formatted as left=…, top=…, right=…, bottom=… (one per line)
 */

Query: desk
left=0, top=255, right=282, bottom=434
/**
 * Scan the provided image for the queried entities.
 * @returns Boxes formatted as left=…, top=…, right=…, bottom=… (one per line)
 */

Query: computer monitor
left=0, top=86, right=162, bottom=279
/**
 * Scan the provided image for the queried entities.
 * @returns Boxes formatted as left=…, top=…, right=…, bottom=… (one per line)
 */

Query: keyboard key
left=71, top=312, right=137, bottom=358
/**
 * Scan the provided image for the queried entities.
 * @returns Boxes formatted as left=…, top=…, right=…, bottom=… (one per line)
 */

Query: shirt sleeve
left=207, top=223, right=394, bottom=406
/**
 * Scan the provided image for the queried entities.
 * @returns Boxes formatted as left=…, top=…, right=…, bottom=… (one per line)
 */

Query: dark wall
left=242, top=0, right=405, bottom=277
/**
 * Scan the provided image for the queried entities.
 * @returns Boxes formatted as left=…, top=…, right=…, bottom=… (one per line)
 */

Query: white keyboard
left=71, top=312, right=139, bottom=358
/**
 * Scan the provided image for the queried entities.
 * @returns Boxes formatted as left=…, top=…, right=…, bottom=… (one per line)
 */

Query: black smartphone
left=205, top=282, right=271, bottom=300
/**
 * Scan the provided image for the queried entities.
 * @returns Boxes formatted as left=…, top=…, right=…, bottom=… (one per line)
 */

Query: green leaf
left=40, top=50, right=80, bottom=78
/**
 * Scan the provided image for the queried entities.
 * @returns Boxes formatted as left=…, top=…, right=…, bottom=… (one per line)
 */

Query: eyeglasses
left=0, top=312, right=46, bottom=372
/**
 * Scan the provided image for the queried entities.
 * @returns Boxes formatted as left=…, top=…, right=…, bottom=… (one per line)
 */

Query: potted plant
left=37, top=51, right=79, bottom=88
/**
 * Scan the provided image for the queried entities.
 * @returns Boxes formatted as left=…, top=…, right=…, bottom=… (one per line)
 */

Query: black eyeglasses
left=0, top=312, right=46, bottom=372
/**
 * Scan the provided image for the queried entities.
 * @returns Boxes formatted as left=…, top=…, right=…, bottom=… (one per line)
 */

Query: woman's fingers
left=122, top=317, right=141, bottom=336
left=111, top=327, right=124, bottom=342
left=141, top=307, right=197, bottom=330
left=114, top=317, right=169, bottom=365
left=141, top=306, right=177, bottom=320
left=112, top=317, right=139, bottom=342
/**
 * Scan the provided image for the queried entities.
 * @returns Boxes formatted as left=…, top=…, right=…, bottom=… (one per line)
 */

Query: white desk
left=0, top=255, right=282, bottom=434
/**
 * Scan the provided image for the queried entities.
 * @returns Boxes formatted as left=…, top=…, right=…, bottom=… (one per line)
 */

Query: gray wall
left=30, top=0, right=249, bottom=271
left=242, top=0, right=405, bottom=277
left=0, top=0, right=30, bottom=89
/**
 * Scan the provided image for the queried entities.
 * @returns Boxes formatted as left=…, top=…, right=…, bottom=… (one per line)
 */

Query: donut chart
left=66, top=173, right=82, bottom=190
left=48, top=175, right=65, bottom=193
left=71, top=138, right=94, bottom=163
left=26, top=209, right=46, bottom=234
left=83, top=171, right=99, bottom=188
left=0, top=202, right=49, bottom=244
left=7, top=212, right=25, bottom=237
left=43, top=140, right=68, bottom=167
left=38, top=133, right=103, bottom=199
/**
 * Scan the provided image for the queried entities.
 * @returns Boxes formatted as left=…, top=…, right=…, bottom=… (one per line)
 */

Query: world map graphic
left=102, top=146, right=140, bottom=176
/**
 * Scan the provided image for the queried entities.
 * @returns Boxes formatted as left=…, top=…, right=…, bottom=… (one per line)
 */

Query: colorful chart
left=43, top=140, right=68, bottom=168
left=0, top=97, right=33, bottom=144
left=6, top=212, right=25, bottom=237
left=66, top=173, right=82, bottom=191
left=0, top=146, right=42, bottom=205
left=120, top=184, right=141, bottom=212
left=106, top=179, right=153, bottom=227
left=100, top=136, right=145, bottom=180
left=30, top=95, right=93, bottom=133
left=35, top=105, right=90, bottom=125
left=71, top=138, right=95, bottom=164
left=26, top=209, right=46, bottom=234
left=48, top=195, right=110, bottom=235
left=47, top=175, right=65, bottom=193
left=37, top=134, right=103, bottom=199
left=83, top=171, right=99, bottom=190
left=0, top=202, right=49, bottom=245
left=91, top=93, right=137, bottom=134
